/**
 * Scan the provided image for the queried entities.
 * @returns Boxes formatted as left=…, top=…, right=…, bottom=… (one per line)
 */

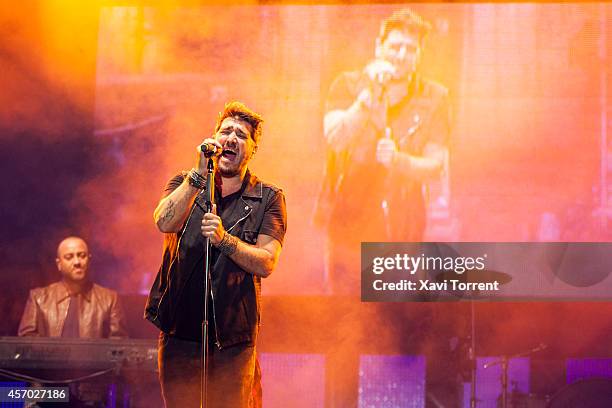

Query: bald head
left=56, top=236, right=91, bottom=283
left=57, top=236, right=88, bottom=257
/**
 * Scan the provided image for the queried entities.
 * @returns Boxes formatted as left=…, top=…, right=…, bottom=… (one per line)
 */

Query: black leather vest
left=145, top=171, right=282, bottom=348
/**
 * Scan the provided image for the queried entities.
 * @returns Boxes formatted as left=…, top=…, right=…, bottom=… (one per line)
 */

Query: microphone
left=200, top=142, right=222, bottom=157
left=376, top=71, right=392, bottom=85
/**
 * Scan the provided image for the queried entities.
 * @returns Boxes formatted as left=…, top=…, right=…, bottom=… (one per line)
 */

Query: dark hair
left=214, top=101, right=263, bottom=145
left=379, top=8, right=432, bottom=45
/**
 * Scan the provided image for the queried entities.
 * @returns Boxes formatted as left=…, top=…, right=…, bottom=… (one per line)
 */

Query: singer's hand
left=364, top=59, right=396, bottom=88
left=376, top=138, right=397, bottom=168
left=359, top=60, right=396, bottom=130
left=364, top=59, right=396, bottom=104
left=196, top=138, right=223, bottom=174
left=201, top=204, right=225, bottom=244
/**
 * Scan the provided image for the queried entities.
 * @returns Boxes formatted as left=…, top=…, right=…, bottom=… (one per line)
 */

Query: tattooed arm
left=155, top=141, right=221, bottom=233
left=154, top=177, right=200, bottom=233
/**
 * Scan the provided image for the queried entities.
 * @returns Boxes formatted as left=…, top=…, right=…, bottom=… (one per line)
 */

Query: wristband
left=186, top=168, right=206, bottom=190
left=217, top=231, right=238, bottom=256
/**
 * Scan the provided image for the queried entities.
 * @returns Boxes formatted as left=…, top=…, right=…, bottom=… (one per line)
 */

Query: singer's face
left=56, top=237, right=90, bottom=283
left=379, top=30, right=421, bottom=79
left=215, top=117, right=256, bottom=177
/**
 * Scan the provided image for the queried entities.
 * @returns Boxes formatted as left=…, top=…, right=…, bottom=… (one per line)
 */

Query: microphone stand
left=482, top=343, right=547, bottom=408
left=380, top=81, right=393, bottom=240
left=469, top=298, right=477, bottom=408
left=200, top=156, right=215, bottom=408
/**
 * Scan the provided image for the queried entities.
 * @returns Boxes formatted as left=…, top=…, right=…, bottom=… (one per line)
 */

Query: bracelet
left=217, top=231, right=238, bottom=256
left=186, top=168, right=206, bottom=190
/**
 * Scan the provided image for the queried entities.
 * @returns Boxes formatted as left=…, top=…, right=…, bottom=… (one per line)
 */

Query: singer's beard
left=386, top=58, right=417, bottom=81
left=217, top=157, right=245, bottom=178
left=218, top=167, right=239, bottom=178
left=392, top=67, right=416, bottom=84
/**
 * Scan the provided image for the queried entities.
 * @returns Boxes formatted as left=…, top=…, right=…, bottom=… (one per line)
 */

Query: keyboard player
left=16, top=236, right=128, bottom=407
left=17, top=236, right=127, bottom=339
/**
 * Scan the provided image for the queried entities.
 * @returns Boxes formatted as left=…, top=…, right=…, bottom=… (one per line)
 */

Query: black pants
left=158, top=333, right=256, bottom=408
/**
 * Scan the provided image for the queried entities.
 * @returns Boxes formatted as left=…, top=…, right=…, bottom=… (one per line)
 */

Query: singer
left=314, top=8, right=451, bottom=296
left=145, top=101, right=287, bottom=408
left=312, top=9, right=452, bottom=408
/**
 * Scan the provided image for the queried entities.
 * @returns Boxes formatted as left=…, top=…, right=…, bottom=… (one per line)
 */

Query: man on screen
left=314, top=8, right=451, bottom=295
left=145, top=101, right=287, bottom=407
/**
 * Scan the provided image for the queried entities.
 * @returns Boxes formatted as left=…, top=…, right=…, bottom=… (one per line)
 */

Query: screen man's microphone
left=376, top=71, right=392, bottom=85
left=200, top=142, right=222, bottom=157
